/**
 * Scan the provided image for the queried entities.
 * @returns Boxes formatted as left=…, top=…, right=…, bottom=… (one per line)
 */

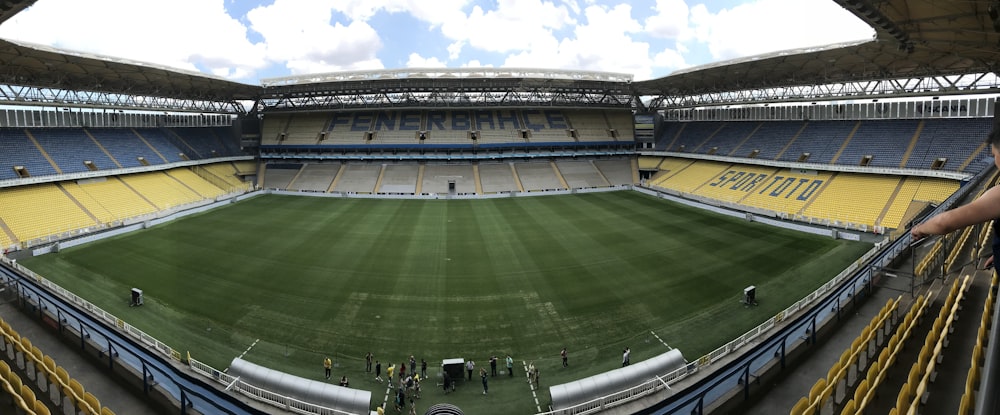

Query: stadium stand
left=61, top=178, right=154, bottom=224
left=638, top=156, right=663, bottom=170
left=593, top=159, right=634, bottom=185
left=378, top=164, right=419, bottom=194
left=664, top=122, right=723, bottom=153
left=29, top=128, right=120, bottom=174
left=164, top=169, right=228, bottom=199
left=779, top=121, right=858, bottom=164
left=800, top=173, right=900, bottom=229
left=118, top=171, right=205, bottom=209
left=86, top=128, right=156, bottom=169
left=0, top=184, right=98, bottom=244
left=658, top=118, right=993, bottom=173
left=330, top=164, right=381, bottom=193
left=697, top=121, right=761, bottom=156
left=555, top=160, right=610, bottom=188
left=514, top=161, right=564, bottom=191
left=0, top=128, right=59, bottom=179
left=262, top=164, right=302, bottom=190
left=694, top=165, right=781, bottom=204
left=833, top=119, right=919, bottom=167
left=478, top=163, right=519, bottom=193
left=168, top=128, right=231, bottom=159
left=280, top=113, right=330, bottom=145
left=233, top=160, right=257, bottom=175
left=906, top=118, right=993, bottom=171
left=0, top=315, right=119, bottom=415
left=652, top=160, right=730, bottom=193
left=421, top=164, right=476, bottom=194
left=287, top=163, right=340, bottom=192
left=194, top=162, right=247, bottom=190
left=131, top=129, right=186, bottom=163
left=728, top=121, right=802, bottom=159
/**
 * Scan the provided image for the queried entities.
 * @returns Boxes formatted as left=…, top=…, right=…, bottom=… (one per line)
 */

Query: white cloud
left=688, top=0, right=874, bottom=62
left=643, top=0, right=691, bottom=39
left=503, top=4, right=655, bottom=79
left=447, top=41, right=464, bottom=60
left=246, top=1, right=386, bottom=75
left=405, top=53, right=447, bottom=68
left=438, top=0, right=577, bottom=54
left=0, top=0, right=267, bottom=81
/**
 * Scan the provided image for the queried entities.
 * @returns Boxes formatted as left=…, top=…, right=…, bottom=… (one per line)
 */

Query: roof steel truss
left=0, top=83, right=245, bottom=113
left=650, top=73, right=1000, bottom=108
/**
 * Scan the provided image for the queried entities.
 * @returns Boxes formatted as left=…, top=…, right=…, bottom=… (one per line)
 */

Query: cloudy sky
left=0, top=0, right=874, bottom=84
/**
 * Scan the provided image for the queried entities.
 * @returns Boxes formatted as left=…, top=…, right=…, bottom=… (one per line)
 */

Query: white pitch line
left=237, top=339, right=260, bottom=360
left=522, top=360, right=541, bottom=412
left=650, top=331, right=672, bottom=350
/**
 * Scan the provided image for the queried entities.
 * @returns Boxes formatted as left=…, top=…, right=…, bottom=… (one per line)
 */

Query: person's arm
left=912, top=186, right=1000, bottom=238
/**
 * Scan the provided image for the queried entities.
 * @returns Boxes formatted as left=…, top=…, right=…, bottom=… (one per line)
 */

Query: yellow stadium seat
left=879, top=346, right=889, bottom=367
left=791, top=396, right=809, bottom=415
left=809, top=378, right=827, bottom=403
left=897, top=383, right=911, bottom=414
left=34, top=399, right=51, bottom=415
left=0, top=359, right=9, bottom=380
left=818, top=386, right=833, bottom=414
left=827, top=361, right=842, bottom=385
left=866, top=364, right=879, bottom=390
left=840, top=398, right=856, bottom=415
left=968, top=364, right=980, bottom=391
left=8, top=371, right=23, bottom=396
left=960, top=392, right=973, bottom=415
left=101, top=407, right=116, bottom=415
left=43, top=356, right=56, bottom=381
left=21, top=383, right=36, bottom=407
left=19, top=336, right=32, bottom=355
left=55, top=366, right=70, bottom=388
left=853, top=379, right=868, bottom=405
left=31, top=346, right=44, bottom=373
left=84, top=392, right=101, bottom=414
left=62, top=384, right=77, bottom=406
left=69, top=378, right=85, bottom=401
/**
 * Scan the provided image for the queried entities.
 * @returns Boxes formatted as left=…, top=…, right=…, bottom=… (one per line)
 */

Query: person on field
left=324, top=356, right=332, bottom=379
left=375, top=360, right=383, bottom=383
left=480, top=367, right=489, bottom=394
left=506, top=354, right=514, bottom=377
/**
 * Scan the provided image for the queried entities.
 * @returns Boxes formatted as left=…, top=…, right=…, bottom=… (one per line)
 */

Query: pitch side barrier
left=0, top=256, right=267, bottom=415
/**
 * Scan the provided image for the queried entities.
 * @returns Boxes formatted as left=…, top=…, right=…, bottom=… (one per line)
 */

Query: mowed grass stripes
left=22, top=191, right=871, bottom=413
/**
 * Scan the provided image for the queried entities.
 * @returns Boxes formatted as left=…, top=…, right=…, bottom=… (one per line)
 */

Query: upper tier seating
left=655, top=118, right=994, bottom=172
left=0, top=127, right=239, bottom=180
left=261, top=110, right=634, bottom=147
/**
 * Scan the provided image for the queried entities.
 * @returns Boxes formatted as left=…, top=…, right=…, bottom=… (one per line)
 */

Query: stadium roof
left=632, top=0, right=1000, bottom=98
left=0, top=0, right=997, bottom=109
left=0, top=38, right=259, bottom=102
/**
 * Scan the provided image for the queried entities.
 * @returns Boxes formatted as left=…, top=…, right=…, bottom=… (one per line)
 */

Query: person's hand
left=984, top=255, right=995, bottom=270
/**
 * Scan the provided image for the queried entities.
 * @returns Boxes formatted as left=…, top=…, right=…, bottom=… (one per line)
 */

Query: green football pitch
left=21, top=191, right=872, bottom=414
